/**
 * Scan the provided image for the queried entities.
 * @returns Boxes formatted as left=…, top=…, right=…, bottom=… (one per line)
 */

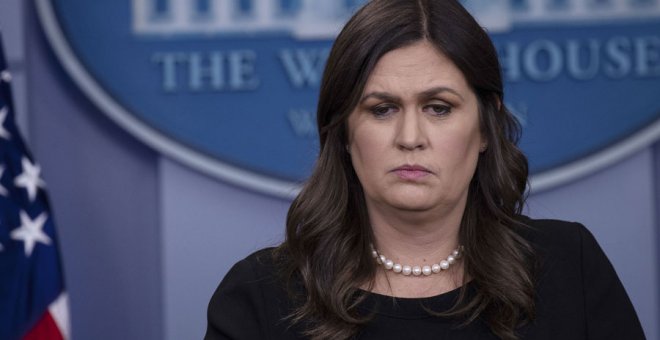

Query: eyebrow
left=360, top=86, right=464, bottom=104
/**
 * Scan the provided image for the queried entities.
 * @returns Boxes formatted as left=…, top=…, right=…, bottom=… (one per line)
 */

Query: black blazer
left=205, top=218, right=645, bottom=339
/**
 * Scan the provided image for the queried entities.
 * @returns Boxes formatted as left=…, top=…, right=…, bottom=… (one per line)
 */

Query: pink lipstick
left=392, top=165, right=431, bottom=180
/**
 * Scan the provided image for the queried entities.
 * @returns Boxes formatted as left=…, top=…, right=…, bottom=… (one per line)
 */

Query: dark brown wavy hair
left=275, top=0, right=535, bottom=339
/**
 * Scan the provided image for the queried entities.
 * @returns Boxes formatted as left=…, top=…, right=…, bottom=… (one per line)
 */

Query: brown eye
left=424, top=104, right=451, bottom=116
left=370, top=105, right=397, bottom=118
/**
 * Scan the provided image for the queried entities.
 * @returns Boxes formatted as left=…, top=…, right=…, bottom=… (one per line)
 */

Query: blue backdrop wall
left=0, top=1, right=658, bottom=339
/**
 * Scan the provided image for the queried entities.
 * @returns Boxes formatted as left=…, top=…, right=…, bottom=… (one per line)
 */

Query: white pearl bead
left=384, top=259, right=394, bottom=270
left=432, top=264, right=441, bottom=273
left=440, top=260, right=450, bottom=270
left=422, top=266, right=432, bottom=276
left=370, top=243, right=464, bottom=277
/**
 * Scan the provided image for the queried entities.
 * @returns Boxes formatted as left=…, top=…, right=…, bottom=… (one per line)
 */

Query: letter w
left=279, top=49, right=329, bottom=88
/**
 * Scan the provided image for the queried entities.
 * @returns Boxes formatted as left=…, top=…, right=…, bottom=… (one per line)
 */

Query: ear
left=478, top=130, right=488, bottom=153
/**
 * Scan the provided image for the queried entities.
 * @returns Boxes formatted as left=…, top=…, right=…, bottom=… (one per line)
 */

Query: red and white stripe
left=23, top=293, right=70, bottom=340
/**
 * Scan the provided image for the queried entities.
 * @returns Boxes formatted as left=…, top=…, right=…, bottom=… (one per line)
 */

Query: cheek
left=454, top=131, right=481, bottom=155
left=434, top=125, right=482, bottom=170
left=349, top=126, right=389, bottom=176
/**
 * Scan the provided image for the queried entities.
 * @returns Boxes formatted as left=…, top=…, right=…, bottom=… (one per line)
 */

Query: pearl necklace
left=370, top=244, right=464, bottom=276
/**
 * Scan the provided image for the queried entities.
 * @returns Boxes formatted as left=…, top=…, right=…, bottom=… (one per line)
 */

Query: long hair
left=275, top=0, right=534, bottom=339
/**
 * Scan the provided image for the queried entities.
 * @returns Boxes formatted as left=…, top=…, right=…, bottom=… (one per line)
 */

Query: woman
left=205, top=0, right=645, bottom=339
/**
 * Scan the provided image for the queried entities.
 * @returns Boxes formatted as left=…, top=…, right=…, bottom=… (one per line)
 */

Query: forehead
left=363, top=41, right=471, bottom=95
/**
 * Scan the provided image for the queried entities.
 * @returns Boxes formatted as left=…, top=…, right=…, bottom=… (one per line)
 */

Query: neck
left=363, top=194, right=469, bottom=297
left=367, top=201, right=464, bottom=265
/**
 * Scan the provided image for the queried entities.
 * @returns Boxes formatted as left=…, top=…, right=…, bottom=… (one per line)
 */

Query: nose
left=394, top=110, right=427, bottom=151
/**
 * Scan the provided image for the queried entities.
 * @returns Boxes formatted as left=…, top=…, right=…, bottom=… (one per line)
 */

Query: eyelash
left=370, top=104, right=397, bottom=117
left=424, top=104, right=452, bottom=116
left=369, top=103, right=452, bottom=118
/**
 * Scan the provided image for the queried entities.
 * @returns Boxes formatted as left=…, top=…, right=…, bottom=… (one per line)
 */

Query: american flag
left=0, top=34, right=70, bottom=339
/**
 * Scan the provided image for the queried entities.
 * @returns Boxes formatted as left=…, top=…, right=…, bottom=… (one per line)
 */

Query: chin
left=390, top=202, right=437, bottom=212
left=384, top=193, right=440, bottom=212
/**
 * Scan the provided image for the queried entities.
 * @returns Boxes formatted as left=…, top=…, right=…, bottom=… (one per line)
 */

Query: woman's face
left=347, top=40, right=485, bottom=216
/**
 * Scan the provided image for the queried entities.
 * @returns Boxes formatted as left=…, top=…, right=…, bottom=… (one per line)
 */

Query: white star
left=0, top=166, right=8, bottom=196
left=0, top=70, right=11, bottom=83
left=14, top=157, right=46, bottom=202
left=0, top=106, right=11, bottom=140
left=10, top=211, right=51, bottom=257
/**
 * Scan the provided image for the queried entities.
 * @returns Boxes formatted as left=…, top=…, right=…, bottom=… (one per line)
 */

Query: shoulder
left=515, top=216, right=645, bottom=339
left=205, top=247, right=288, bottom=339
left=209, top=247, right=285, bottom=312
left=516, top=215, right=607, bottom=279
left=518, top=215, right=584, bottom=240
left=516, top=215, right=595, bottom=257
left=513, top=216, right=590, bottom=286
left=221, top=247, right=279, bottom=285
